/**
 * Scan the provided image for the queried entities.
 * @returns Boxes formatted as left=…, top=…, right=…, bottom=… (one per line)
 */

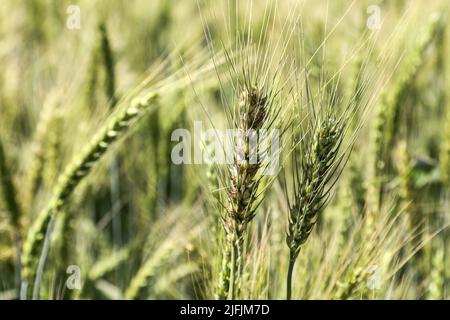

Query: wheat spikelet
left=333, top=266, right=372, bottom=300
left=393, top=141, right=423, bottom=234
left=216, top=241, right=232, bottom=299
left=428, top=244, right=445, bottom=299
left=204, top=148, right=230, bottom=300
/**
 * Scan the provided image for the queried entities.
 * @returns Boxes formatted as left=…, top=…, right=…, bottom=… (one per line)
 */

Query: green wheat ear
left=284, top=72, right=357, bottom=299
left=21, top=92, right=159, bottom=292
left=285, top=116, right=347, bottom=299
left=216, top=83, right=277, bottom=300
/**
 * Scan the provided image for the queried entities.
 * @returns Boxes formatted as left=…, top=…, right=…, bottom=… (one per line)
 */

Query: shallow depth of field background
left=0, top=0, right=449, bottom=299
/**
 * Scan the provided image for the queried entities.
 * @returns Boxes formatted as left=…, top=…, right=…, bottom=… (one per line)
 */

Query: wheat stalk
left=427, top=243, right=445, bottom=299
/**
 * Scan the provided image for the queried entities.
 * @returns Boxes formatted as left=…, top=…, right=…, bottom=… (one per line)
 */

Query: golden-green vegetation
left=0, top=0, right=448, bottom=300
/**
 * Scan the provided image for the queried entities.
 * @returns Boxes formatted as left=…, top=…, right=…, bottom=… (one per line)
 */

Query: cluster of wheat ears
left=0, top=0, right=449, bottom=300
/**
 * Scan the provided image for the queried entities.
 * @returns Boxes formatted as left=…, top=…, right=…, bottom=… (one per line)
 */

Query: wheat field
left=0, top=0, right=449, bottom=300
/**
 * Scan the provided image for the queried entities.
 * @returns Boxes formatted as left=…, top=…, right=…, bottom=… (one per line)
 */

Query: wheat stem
left=286, top=255, right=295, bottom=300
left=228, top=242, right=238, bottom=300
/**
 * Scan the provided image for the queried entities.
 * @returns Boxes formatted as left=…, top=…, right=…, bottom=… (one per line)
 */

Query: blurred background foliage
left=0, top=0, right=448, bottom=299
